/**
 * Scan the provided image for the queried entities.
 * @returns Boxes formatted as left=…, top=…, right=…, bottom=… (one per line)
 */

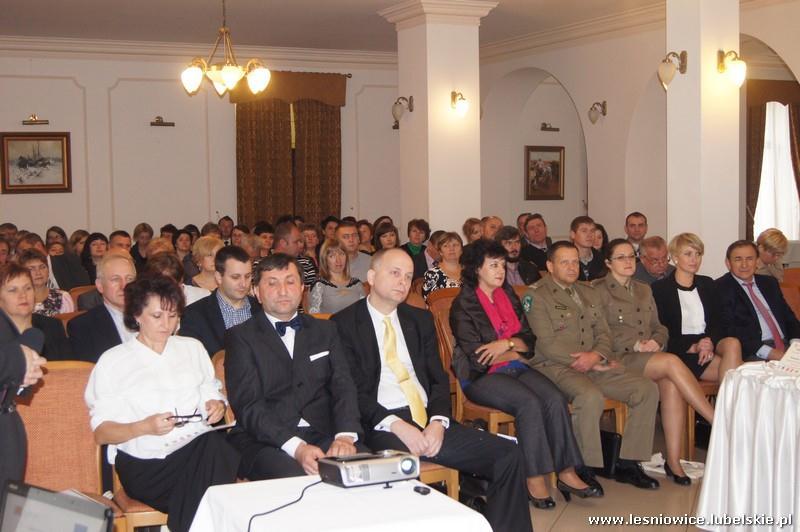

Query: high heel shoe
left=664, top=463, right=691, bottom=486
left=557, top=479, right=603, bottom=502
left=528, top=493, right=556, bottom=509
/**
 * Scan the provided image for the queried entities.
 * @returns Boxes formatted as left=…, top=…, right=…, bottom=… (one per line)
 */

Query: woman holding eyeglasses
left=85, top=275, right=239, bottom=532
left=594, top=239, right=715, bottom=485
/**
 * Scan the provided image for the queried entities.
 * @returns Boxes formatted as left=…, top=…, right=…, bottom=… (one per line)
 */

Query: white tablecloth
left=189, top=476, right=491, bottom=532
left=697, top=362, right=800, bottom=531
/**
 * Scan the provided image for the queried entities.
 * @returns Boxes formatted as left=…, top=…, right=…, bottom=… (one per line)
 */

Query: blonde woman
left=308, top=239, right=365, bottom=314
left=756, top=228, right=788, bottom=282
left=191, top=236, right=223, bottom=291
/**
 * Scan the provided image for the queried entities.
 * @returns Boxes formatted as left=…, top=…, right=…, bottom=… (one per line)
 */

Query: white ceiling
left=0, top=0, right=664, bottom=52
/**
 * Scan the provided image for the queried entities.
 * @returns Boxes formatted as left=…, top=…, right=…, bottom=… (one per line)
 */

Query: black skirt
left=115, top=431, right=240, bottom=532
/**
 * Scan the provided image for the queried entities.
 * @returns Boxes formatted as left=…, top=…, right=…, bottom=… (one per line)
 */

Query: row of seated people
left=1, top=215, right=796, bottom=528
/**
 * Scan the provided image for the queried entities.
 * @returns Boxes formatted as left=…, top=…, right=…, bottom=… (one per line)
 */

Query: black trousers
left=116, top=431, right=240, bottom=532
left=367, top=409, right=532, bottom=532
left=464, top=368, right=584, bottom=477
left=230, top=426, right=371, bottom=480
left=0, top=412, right=25, bottom=491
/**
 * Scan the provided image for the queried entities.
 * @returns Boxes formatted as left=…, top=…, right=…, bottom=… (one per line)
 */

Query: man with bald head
left=68, top=253, right=137, bottom=362
left=332, top=248, right=532, bottom=532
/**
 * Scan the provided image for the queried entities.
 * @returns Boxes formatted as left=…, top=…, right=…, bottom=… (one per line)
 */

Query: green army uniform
left=592, top=276, right=669, bottom=375
left=523, top=275, right=659, bottom=467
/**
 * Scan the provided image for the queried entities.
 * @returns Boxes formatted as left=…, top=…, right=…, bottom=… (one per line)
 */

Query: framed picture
left=524, top=145, right=564, bottom=200
left=1, top=132, right=72, bottom=194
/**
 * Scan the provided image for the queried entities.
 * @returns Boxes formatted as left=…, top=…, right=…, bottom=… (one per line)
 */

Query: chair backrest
left=783, top=268, right=800, bottom=287
left=311, top=313, right=332, bottom=320
left=426, top=287, right=460, bottom=313
left=68, top=285, right=96, bottom=302
left=405, top=279, right=427, bottom=310
left=211, top=350, right=236, bottom=425
left=430, top=305, right=464, bottom=421
left=512, top=285, right=529, bottom=299
left=780, top=284, right=800, bottom=319
left=16, top=361, right=101, bottom=494
left=53, top=310, right=87, bottom=335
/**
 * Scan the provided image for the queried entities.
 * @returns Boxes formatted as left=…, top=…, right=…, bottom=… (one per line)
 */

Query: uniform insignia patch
left=522, top=294, right=532, bottom=313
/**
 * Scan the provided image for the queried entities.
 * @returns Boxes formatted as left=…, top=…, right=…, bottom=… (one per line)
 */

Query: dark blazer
left=224, top=312, right=361, bottom=454
left=31, top=314, right=73, bottom=361
left=50, top=254, right=90, bottom=291
left=401, top=243, right=429, bottom=281
left=178, top=291, right=260, bottom=356
left=716, top=272, right=800, bottom=359
left=516, top=259, right=542, bottom=286
left=652, top=271, right=724, bottom=355
left=520, top=237, right=551, bottom=270
left=332, top=300, right=451, bottom=431
left=77, top=289, right=103, bottom=311
left=67, top=305, right=122, bottom=363
left=449, top=284, right=536, bottom=382
left=578, top=251, right=607, bottom=282
left=0, top=311, right=28, bottom=489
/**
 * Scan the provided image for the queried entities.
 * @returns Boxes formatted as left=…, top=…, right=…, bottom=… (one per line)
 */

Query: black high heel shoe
left=528, top=493, right=556, bottom=509
left=557, top=479, right=603, bottom=502
left=664, top=463, right=691, bottom=486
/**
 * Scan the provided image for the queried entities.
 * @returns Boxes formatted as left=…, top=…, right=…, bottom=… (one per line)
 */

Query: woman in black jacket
left=450, top=240, right=598, bottom=509
left=651, top=233, right=742, bottom=381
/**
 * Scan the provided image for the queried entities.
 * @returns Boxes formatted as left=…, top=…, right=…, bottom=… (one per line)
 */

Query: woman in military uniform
left=594, top=239, right=714, bottom=486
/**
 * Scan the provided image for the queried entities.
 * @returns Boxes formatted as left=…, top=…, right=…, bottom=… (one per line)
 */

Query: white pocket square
left=309, top=351, right=330, bottom=361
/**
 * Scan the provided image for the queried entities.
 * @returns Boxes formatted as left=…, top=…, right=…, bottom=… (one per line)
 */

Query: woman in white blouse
left=85, top=275, right=239, bottom=532
left=651, top=233, right=742, bottom=382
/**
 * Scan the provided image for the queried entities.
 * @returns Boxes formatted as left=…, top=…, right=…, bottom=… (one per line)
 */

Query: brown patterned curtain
left=745, top=104, right=767, bottom=241
left=236, top=99, right=292, bottom=227
left=293, top=99, right=342, bottom=225
left=789, top=104, right=800, bottom=207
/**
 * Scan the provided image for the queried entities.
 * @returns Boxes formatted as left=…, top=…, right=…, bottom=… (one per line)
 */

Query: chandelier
left=180, top=0, right=271, bottom=97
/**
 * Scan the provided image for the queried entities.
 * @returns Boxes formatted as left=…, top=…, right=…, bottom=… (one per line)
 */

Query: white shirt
left=183, top=284, right=211, bottom=306
left=366, top=298, right=448, bottom=431
left=263, top=311, right=358, bottom=458
left=84, top=335, right=224, bottom=463
left=104, top=302, right=136, bottom=343
left=678, top=288, right=706, bottom=335
left=46, top=255, right=59, bottom=289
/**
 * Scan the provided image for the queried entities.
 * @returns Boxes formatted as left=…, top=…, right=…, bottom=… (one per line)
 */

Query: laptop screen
left=0, top=481, right=112, bottom=532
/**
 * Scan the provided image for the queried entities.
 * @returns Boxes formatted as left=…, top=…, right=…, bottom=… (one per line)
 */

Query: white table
left=696, top=363, right=800, bottom=531
left=189, top=476, right=491, bottom=532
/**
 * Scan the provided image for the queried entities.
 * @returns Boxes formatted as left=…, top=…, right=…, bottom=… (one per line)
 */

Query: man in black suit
left=68, top=254, right=137, bottom=362
left=16, top=233, right=89, bottom=290
left=225, top=253, right=363, bottom=480
left=332, top=249, right=532, bottom=532
left=179, top=246, right=259, bottom=356
left=520, top=213, right=552, bottom=271
left=495, top=226, right=541, bottom=286
left=717, top=240, right=800, bottom=362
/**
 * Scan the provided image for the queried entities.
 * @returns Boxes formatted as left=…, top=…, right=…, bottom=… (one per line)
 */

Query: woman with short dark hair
left=80, top=232, right=109, bottom=283
left=373, top=223, right=400, bottom=252
left=450, top=239, right=596, bottom=507
left=85, top=275, right=239, bottom=532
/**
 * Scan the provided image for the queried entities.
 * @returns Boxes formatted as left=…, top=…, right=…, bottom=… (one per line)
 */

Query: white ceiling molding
left=379, top=0, right=498, bottom=31
left=0, top=35, right=398, bottom=68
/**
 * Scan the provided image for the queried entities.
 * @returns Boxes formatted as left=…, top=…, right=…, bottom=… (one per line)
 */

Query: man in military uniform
left=523, top=241, right=660, bottom=491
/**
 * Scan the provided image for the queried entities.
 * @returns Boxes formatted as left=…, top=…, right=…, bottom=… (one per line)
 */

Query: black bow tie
left=275, top=315, right=303, bottom=336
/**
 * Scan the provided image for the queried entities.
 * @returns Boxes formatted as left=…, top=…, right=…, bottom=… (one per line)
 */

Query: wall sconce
left=657, top=50, right=688, bottom=90
left=587, top=101, right=607, bottom=124
left=21, top=114, right=49, bottom=126
left=717, top=50, right=747, bottom=88
left=451, top=91, right=469, bottom=116
left=150, top=116, right=175, bottom=127
left=391, top=96, right=413, bottom=130
left=540, top=122, right=560, bottom=132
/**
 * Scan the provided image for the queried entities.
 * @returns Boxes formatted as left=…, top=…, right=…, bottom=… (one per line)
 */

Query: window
left=753, top=101, right=800, bottom=240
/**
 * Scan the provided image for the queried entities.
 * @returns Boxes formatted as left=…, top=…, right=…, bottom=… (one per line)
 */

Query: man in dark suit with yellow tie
left=225, top=253, right=363, bottom=480
left=332, top=249, right=532, bottom=532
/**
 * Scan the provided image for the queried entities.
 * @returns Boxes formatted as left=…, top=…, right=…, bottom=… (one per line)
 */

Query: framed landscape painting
left=1, top=132, right=72, bottom=194
left=524, top=145, right=564, bottom=200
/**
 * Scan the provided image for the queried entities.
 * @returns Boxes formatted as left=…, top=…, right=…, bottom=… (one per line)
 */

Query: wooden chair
left=782, top=267, right=800, bottom=287
left=53, top=310, right=86, bottom=334
left=16, top=361, right=127, bottom=532
left=512, top=285, right=530, bottom=299
left=406, top=278, right=427, bottom=309
left=211, top=350, right=237, bottom=426
left=68, top=284, right=96, bottom=303
left=682, top=380, right=719, bottom=461
left=311, top=313, right=333, bottom=320
left=780, top=283, right=800, bottom=319
left=112, top=470, right=167, bottom=532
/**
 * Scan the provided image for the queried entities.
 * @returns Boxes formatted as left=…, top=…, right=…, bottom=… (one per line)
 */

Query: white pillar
left=666, top=0, right=741, bottom=276
left=380, top=0, right=497, bottom=233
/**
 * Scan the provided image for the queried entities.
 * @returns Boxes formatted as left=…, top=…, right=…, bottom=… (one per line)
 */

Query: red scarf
left=475, top=286, right=521, bottom=373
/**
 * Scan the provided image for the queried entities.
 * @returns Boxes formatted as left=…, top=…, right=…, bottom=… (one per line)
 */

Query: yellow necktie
left=383, top=317, right=428, bottom=427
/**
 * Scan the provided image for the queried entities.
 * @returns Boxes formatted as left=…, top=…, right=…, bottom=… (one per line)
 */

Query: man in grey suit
left=633, top=236, right=675, bottom=285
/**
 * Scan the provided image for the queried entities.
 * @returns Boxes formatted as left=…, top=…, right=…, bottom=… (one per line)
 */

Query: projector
left=318, top=450, right=420, bottom=488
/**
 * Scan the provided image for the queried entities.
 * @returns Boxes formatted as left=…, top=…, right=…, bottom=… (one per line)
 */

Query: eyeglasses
left=168, top=408, right=203, bottom=427
left=610, top=254, right=636, bottom=262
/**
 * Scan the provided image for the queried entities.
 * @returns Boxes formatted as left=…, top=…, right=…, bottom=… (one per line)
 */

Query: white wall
left=0, top=42, right=399, bottom=236
left=481, top=76, right=587, bottom=237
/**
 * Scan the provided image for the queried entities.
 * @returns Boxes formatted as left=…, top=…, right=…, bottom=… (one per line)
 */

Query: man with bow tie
left=224, top=253, right=363, bottom=479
